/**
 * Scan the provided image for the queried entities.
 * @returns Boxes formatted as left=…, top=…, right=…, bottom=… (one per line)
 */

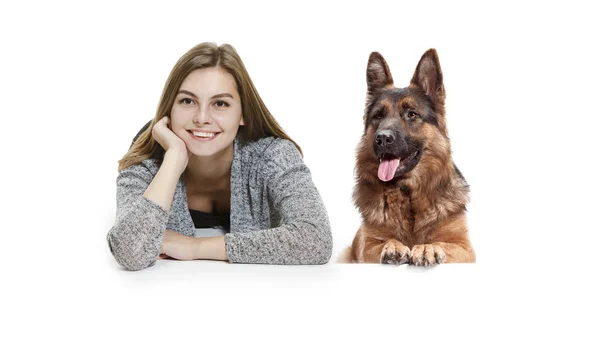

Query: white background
left=2, top=0, right=599, bottom=351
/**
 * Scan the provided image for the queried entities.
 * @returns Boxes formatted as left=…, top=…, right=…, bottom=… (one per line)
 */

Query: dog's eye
left=407, top=111, right=420, bottom=120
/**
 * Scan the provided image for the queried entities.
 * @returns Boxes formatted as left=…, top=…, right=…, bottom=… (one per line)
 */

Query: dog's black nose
left=375, top=130, right=395, bottom=147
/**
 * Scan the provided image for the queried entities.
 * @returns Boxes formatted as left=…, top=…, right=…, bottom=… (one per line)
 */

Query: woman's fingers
left=152, top=116, right=181, bottom=151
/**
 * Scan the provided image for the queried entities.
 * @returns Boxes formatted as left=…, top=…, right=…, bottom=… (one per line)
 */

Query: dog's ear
left=367, top=52, right=394, bottom=94
left=410, top=49, right=445, bottom=105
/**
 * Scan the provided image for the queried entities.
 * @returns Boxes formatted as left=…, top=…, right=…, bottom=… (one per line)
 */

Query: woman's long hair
left=118, top=42, right=301, bottom=172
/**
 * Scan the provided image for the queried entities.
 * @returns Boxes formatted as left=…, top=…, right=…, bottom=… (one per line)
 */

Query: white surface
left=1, top=0, right=599, bottom=351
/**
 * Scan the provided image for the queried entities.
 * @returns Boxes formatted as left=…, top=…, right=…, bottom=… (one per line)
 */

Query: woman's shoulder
left=118, top=158, right=161, bottom=181
left=242, top=137, right=300, bottom=164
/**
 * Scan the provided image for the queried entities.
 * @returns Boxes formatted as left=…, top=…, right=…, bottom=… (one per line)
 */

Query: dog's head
left=362, top=49, right=450, bottom=182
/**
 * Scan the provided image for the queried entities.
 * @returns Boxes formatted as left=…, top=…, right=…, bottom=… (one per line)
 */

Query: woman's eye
left=215, top=100, right=230, bottom=108
left=180, top=98, right=194, bottom=105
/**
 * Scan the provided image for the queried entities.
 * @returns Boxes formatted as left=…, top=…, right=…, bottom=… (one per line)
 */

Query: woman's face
left=170, top=67, right=244, bottom=157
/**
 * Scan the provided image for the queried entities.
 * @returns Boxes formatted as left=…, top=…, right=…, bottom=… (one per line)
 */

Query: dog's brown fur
left=340, top=49, right=475, bottom=265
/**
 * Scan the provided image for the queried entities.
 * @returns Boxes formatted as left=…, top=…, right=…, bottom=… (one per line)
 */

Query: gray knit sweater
left=107, top=136, right=332, bottom=270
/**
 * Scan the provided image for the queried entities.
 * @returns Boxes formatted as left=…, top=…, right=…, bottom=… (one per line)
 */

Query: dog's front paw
left=380, top=240, right=411, bottom=265
left=410, top=244, right=446, bottom=266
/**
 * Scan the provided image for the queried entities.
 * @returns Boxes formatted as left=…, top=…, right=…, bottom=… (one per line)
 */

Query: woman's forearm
left=143, top=151, right=185, bottom=211
left=194, top=236, right=228, bottom=261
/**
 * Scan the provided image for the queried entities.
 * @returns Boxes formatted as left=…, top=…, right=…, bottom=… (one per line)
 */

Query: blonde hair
left=118, top=42, right=301, bottom=172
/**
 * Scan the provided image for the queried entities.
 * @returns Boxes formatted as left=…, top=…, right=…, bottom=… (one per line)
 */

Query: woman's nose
left=193, top=107, right=212, bottom=124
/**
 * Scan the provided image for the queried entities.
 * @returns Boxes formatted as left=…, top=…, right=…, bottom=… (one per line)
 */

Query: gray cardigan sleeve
left=224, top=140, right=333, bottom=264
left=106, top=162, right=168, bottom=271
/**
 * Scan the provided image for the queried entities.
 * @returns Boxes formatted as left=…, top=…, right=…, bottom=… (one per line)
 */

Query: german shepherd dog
left=341, top=49, right=475, bottom=265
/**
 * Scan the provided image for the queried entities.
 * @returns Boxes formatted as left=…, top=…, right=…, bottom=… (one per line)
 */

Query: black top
left=189, top=208, right=230, bottom=232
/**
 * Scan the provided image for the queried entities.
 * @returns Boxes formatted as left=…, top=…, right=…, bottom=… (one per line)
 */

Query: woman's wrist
left=164, top=149, right=188, bottom=175
left=144, top=151, right=185, bottom=211
left=193, top=236, right=228, bottom=261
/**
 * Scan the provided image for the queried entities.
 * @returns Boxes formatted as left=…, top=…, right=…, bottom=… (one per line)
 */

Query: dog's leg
left=380, top=239, right=411, bottom=265
left=430, top=242, right=474, bottom=263
left=352, top=224, right=410, bottom=264
left=417, top=213, right=475, bottom=264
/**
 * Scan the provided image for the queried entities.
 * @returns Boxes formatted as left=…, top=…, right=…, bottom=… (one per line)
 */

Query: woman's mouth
left=188, top=130, right=221, bottom=141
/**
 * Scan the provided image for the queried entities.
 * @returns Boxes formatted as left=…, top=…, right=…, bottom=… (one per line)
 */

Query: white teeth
left=191, top=131, right=216, bottom=138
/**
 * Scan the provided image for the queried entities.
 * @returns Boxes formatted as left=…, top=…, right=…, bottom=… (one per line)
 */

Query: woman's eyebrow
left=211, top=93, right=234, bottom=99
left=177, top=90, right=233, bottom=100
left=178, top=90, right=198, bottom=98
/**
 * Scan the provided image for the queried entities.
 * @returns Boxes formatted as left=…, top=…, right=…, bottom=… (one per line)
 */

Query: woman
left=107, top=42, right=332, bottom=271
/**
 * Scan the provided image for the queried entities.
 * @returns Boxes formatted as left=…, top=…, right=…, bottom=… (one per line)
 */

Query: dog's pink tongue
left=378, top=158, right=400, bottom=182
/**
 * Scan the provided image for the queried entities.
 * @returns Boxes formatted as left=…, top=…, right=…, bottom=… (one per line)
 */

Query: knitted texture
left=107, top=136, right=332, bottom=270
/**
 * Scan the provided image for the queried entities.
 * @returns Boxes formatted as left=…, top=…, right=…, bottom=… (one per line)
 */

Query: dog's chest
left=383, top=187, right=416, bottom=236
left=383, top=185, right=438, bottom=244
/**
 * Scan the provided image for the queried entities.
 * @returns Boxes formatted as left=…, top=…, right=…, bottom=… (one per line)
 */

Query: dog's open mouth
left=377, top=150, right=420, bottom=182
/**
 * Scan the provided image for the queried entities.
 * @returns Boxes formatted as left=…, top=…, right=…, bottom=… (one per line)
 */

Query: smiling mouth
left=377, top=150, right=421, bottom=182
left=188, top=130, right=221, bottom=140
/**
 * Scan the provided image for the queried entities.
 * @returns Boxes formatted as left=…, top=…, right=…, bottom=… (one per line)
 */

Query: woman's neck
left=185, top=143, right=234, bottom=191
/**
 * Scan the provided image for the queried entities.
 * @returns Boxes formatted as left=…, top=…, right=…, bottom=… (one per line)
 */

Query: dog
left=340, top=49, right=475, bottom=266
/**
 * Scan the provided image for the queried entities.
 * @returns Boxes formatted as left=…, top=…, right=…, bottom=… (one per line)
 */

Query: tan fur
left=342, top=49, right=475, bottom=265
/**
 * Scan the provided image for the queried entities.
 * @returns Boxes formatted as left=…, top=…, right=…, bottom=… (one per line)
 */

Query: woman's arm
left=107, top=160, right=172, bottom=271
left=107, top=117, right=189, bottom=271
left=143, top=150, right=186, bottom=210
left=107, top=152, right=185, bottom=271
left=225, top=140, right=333, bottom=265
left=144, top=116, right=189, bottom=210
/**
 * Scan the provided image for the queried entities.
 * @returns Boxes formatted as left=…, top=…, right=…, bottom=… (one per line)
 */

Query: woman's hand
left=159, top=230, right=200, bottom=261
left=152, top=116, right=190, bottom=174
left=158, top=230, right=228, bottom=262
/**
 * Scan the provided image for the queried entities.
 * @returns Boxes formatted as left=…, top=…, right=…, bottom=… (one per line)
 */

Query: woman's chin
left=186, top=144, right=233, bottom=158
left=188, top=148, right=218, bottom=157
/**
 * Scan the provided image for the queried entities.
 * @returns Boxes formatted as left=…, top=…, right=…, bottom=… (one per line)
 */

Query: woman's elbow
left=303, top=223, right=333, bottom=265
left=107, top=228, right=158, bottom=271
